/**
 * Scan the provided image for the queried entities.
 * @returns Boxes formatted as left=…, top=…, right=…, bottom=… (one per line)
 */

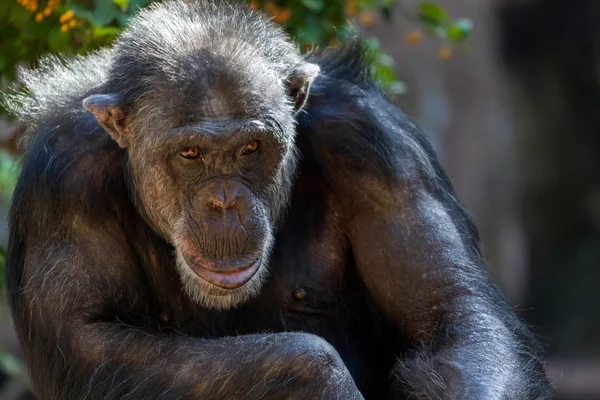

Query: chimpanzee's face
left=128, top=110, right=297, bottom=310
left=83, top=51, right=318, bottom=310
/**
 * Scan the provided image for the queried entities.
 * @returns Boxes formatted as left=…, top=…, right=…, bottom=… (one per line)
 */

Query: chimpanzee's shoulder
left=11, top=113, right=128, bottom=238
left=297, top=42, right=439, bottom=185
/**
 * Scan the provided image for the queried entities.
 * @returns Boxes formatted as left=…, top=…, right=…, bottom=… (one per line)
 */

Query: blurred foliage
left=0, top=150, right=18, bottom=294
left=0, top=346, right=22, bottom=377
left=0, top=249, right=4, bottom=293
left=0, top=151, right=18, bottom=194
left=0, top=347, right=29, bottom=389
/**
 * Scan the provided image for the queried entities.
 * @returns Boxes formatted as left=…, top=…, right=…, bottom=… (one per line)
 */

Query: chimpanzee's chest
left=266, top=192, right=352, bottom=316
left=254, top=173, right=362, bottom=322
left=236, top=175, right=394, bottom=392
left=259, top=172, right=359, bottom=309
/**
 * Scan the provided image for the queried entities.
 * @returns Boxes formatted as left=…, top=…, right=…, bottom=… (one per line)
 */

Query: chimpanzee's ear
left=286, top=63, right=320, bottom=113
left=83, top=94, right=130, bottom=148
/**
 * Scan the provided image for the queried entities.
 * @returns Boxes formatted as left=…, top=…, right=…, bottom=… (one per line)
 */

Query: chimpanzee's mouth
left=182, top=254, right=262, bottom=290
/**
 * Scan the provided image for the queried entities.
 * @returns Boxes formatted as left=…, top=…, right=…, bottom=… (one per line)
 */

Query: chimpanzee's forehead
left=143, top=49, right=290, bottom=122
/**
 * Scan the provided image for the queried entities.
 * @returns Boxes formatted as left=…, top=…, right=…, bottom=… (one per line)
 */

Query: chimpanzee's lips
left=183, top=255, right=261, bottom=290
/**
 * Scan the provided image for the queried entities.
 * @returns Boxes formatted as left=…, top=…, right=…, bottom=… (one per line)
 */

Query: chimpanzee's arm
left=12, top=220, right=362, bottom=400
left=300, top=84, right=553, bottom=399
left=345, top=185, right=550, bottom=399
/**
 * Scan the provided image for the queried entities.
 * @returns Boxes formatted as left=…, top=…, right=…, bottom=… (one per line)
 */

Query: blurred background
left=0, top=0, right=599, bottom=399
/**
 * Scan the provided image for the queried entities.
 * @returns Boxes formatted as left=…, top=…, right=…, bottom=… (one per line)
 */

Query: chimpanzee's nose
left=205, top=182, right=241, bottom=215
left=208, top=191, right=236, bottom=212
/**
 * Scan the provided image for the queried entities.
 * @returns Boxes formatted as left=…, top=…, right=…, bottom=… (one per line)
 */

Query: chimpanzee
left=3, top=1, right=553, bottom=399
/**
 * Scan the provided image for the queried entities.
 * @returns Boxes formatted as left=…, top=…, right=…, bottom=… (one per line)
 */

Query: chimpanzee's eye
left=180, top=146, right=201, bottom=160
left=241, top=140, right=260, bottom=156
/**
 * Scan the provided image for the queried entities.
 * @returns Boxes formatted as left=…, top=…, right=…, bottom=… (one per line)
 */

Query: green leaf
left=93, top=26, right=120, bottom=39
left=47, top=27, right=70, bottom=52
left=117, top=13, right=132, bottom=27
left=294, top=13, right=323, bottom=44
left=301, top=0, right=324, bottom=12
left=128, top=0, right=151, bottom=13
left=90, top=0, right=120, bottom=27
left=9, top=5, right=32, bottom=27
left=69, top=3, right=95, bottom=22
left=358, top=0, right=377, bottom=8
left=418, top=2, right=448, bottom=27
left=21, top=18, right=53, bottom=39
left=377, top=53, right=395, bottom=68
left=113, top=0, right=129, bottom=11
left=447, top=18, right=473, bottom=43
left=388, top=81, right=407, bottom=95
left=0, top=1, right=11, bottom=20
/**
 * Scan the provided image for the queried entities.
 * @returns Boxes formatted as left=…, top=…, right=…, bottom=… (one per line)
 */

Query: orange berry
left=272, top=7, right=291, bottom=23
left=60, top=24, right=69, bottom=32
left=346, top=0, right=357, bottom=17
left=34, top=12, right=44, bottom=22
left=264, top=2, right=277, bottom=14
left=43, top=7, right=52, bottom=16
left=69, top=19, right=77, bottom=28
left=404, top=30, right=422, bottom=46
left=60, top=10, right=74, bottom=23
left=438, top=46, right=452, bottom=60
left=23, top=0, right=37, bottom=12
left=359, top=11, right=375, bottom=28
left=248, top=1, right=258, bottom=10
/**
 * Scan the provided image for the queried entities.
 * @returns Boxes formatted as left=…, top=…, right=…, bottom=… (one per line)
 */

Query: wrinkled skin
left=3, top=1, right=553, bottom=399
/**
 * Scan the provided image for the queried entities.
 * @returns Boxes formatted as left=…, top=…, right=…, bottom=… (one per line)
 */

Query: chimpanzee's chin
left=174, top=248, right=268, bottom=310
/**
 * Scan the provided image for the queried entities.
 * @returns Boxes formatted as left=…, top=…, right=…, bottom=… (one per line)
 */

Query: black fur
left=300, top=43, right=553, bottom=399
left=3, top=1, right=553, bottom=399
